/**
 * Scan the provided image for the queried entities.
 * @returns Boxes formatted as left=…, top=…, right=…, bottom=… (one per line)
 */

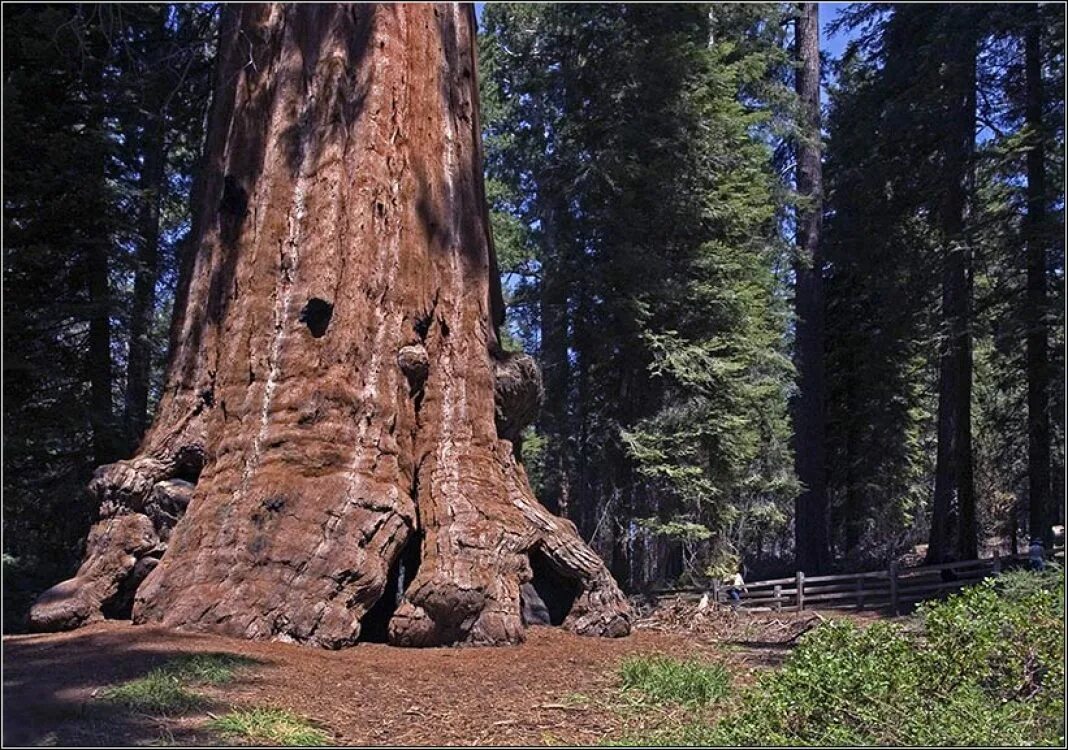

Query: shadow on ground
left=3, top=625, right=268, bottom=746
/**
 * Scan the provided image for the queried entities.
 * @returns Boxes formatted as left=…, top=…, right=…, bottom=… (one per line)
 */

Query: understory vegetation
left=619, top=655, right=731, bottom=707
left=608, top=569, right=1065, bottom=746
left=207, top=708, right=332, bottom=747
left=97, top=652, right=330, bottom=746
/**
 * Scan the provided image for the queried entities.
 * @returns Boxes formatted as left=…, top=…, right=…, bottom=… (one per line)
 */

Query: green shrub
left=619, top=655, right=730, bottom=706
left=710, top=569, right=1065, bottom=746
left=992, top=563, right=1063, bottom=603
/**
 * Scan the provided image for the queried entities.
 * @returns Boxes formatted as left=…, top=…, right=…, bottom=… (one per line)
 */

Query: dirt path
left=3, top=621, right=744, bottom=746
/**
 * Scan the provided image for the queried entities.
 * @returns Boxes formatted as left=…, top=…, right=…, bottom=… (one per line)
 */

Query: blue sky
left=820, top=3, right=854, bottom=61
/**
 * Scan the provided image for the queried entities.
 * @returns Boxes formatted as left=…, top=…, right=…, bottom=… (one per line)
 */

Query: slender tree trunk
left=1024, top=12, right=1050, bottom=546
left=843, top=360, right=862, bottom=556
left=88, top=242, right=116, bottom=465
left=539, top=200, right=571, bottom=517
left=1011, top=503, right=1019, bottom=556
left=31, top=3, right=631, bottom=647
left=928, top=26, right=977, bottom=564
left=793, top=2, right=829, bottom=573
left=126, top=70, right=168, bottom=448
left=82, top=19, right=118, bottom=467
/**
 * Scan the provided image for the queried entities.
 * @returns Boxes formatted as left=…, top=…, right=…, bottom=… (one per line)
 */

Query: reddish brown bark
left=30, top=3, right=630, bottom=648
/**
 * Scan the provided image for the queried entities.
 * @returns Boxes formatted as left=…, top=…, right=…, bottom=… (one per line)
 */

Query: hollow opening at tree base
left=524, top=548, right=581, bottom=627
left=358, top=534, right=422, bottom=643
left=101, top=556, right=160, bottom=621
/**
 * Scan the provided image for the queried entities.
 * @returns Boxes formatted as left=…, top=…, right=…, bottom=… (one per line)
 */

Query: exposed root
left=27, top=450, right=199, bottom=632
left=387, top=442, right=631, bottom=647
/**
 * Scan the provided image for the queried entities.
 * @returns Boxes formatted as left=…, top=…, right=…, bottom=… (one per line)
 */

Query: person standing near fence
left=727, top=565, right=748, bottom=611
left=1029, top=537, right=1046, bottom=571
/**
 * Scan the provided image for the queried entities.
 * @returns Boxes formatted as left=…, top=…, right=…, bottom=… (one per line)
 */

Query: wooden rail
left=654, top=547, right=1063, bottom=614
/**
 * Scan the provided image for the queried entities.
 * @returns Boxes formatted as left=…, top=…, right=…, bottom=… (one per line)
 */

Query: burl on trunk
left=30, top=3, right=631, bottom=647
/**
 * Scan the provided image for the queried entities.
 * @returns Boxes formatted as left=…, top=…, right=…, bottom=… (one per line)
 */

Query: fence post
left=796, top=571, right=805, bottom=612
left=856, top=576, right=864, bottom=611
left=774, top=584, right=782, bottom=611
left=889, top=561, right=899, bottom=615
left=992, top=550, right=1001, bottom=574
left=711, top=580, right=720, bottom=610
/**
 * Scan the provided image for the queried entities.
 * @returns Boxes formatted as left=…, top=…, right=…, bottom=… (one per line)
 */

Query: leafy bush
left=711, top=568, right=1065, bottom=746
left=619, top=655, right=730, bottom=706
left=992, top=563, right=1063, bottom=603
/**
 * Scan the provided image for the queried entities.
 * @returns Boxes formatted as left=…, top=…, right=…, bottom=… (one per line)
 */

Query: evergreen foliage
left=823, top=3, right=1065, bottom=564
left=3, top=4, right=216, bottom=628
left=480, top=3, right=797, bottom=585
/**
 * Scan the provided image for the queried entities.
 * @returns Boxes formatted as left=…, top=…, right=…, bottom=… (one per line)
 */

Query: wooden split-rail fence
left=655, top=547, right=1064, bottom=615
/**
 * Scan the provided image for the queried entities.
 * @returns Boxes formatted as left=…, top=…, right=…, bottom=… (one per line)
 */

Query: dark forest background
left=3, top=3, right=1065, bottom=624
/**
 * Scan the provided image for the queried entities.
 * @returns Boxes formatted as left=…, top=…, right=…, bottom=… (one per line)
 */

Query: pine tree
left=481, top=4, right=796, bottom=585
left=792, top=2, right=830, bottom=574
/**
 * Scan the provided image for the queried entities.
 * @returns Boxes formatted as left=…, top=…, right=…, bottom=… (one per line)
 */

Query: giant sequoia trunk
left=30, top=3, right=631, bottom=648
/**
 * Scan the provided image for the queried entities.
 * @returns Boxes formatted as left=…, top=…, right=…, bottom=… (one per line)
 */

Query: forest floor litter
left=3, top=605, right=882, bottom=746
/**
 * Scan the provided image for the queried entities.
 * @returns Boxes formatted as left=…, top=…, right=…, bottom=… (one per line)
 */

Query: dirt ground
left=2, top=609, right=865, bottom=747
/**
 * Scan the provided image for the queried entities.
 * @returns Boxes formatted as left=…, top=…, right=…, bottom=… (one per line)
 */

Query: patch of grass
left=618, top=654, right=730, bottom=707
left=611, top=720, right=720, bottom=746
left=159, top=652, right=257, bottom=685
left=98, top=652, right=255, bottom=715
left=99, top=671, right=205, bottom=714
left=207, top=707, right=331, bottom=746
